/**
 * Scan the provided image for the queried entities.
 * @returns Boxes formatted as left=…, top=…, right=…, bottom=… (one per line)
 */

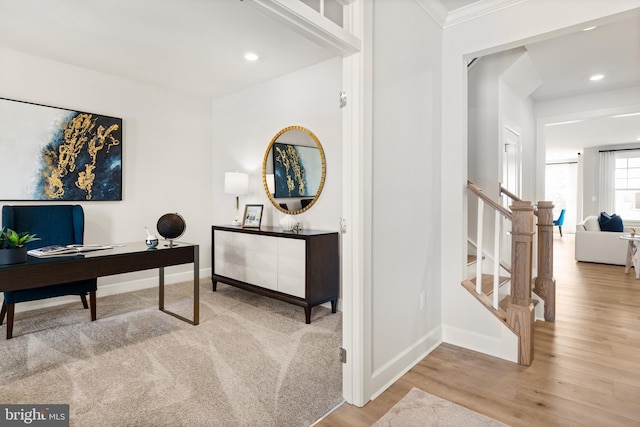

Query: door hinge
left=339, top=91, right=347, bottom=108
left=340, top=347, right=347, bottom=363
left=339, top=217, right=347, bottom=234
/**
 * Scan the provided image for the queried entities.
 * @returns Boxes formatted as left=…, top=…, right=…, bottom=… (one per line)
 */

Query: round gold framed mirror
left=262, top=125, right=326, bottom=215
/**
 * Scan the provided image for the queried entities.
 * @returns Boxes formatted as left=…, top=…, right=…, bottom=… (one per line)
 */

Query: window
left=546, top=162, right=577, bottom=233
left=614, top=151, right=640, bottom=220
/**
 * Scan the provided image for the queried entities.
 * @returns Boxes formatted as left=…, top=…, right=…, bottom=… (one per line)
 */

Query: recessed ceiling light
left=244, top=52, right=259, bottom=62
left=582, top=26, right=597, bottom=31
left=590, top=74, right=604, bottom=81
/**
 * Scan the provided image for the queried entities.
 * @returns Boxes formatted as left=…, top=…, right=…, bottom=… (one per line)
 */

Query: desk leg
left=626, top=242, right=633, bottom=273
left=158, top=245, right=199, bottom=325
left=193, top=245, right=199, bottom=325
left=633, top=242, right=640, bottom=279
left=159, top=266, right=165, bottom=310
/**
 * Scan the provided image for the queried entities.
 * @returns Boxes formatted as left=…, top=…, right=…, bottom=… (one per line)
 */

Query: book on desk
left=27, top=244, right=114, bottom=257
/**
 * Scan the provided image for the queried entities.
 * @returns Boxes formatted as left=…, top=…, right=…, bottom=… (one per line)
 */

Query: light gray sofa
left=574, top=215, right=630, bottom=265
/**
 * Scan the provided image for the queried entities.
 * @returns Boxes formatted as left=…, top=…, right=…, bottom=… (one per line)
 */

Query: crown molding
left=248, top=0, right=361, bottom=56
left=415, top=0, right=526, bottom=28
left=445, top=0, right=528, bottom=27
left=415, top=0, right=449, bottom=27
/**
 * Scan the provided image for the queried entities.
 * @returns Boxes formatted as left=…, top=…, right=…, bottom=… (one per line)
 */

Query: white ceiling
left=0, top=0, right=337, bottom=99
left=450, top=2, right=640, bottom=162
left=527, top=15, right=640, bottom=162
left=0, top=0, right=638, bottom=162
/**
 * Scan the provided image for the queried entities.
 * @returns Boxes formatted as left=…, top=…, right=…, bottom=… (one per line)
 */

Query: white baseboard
left=369, top=326, right=443, bottom=401
left=443, top=323, right=518, bottom=363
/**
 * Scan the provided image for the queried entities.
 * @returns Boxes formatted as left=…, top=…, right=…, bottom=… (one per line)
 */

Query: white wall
left=467, top=47, right=538, bottom=273
left=0, top=47, right=213, bottom=302
left=499, top=67, right=538, bottom=202
left=468, top=48, right=522, bottom=197
left=363, top=0, right=443, bottom=399
left=210, top=57, right=343, bottom=232
left=441, top=1, right=640, bottom=361
left=468, top=48, right=539, bottom=200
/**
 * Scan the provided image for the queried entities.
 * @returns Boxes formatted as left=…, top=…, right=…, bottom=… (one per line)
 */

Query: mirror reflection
left=262, top=126, right=326, bottom=214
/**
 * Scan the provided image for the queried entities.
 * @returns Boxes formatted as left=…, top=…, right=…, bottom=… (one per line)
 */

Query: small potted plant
left=0, top=228, right=40, bottom=265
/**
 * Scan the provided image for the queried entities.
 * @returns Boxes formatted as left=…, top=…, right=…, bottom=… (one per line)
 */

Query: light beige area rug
left=373, top=388, right=510, bottom=427
left=0, top=282, right=342, bottom=426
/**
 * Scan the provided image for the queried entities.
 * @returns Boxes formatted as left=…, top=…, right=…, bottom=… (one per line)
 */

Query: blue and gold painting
left=0, top=98, right=122, bottom=201
left=273, top=142, right=322, bottom=198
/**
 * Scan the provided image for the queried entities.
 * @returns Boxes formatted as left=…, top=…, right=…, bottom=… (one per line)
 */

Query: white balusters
left=476, top=198, right=484, bottom=294
left=493, top=210, right=501, bottom=309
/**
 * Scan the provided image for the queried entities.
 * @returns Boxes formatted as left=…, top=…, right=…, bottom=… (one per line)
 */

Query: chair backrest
left=2, top=205, right=85, bottom=249
left=556, top=208, right=566, bottom=225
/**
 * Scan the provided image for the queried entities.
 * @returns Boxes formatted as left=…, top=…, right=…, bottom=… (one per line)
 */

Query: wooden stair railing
left=499, top=183, right=521, bottom=203
left=500, top=184, right=556, bottom=322
left=534, top=201, right=556, bottom=321
left=466, top=181, right=538, bottom=366
left=507, top=200, right=536, bottom=366
left=469, top=181, right=512, bottom=218
left=466, top=181, right=511, bottom=310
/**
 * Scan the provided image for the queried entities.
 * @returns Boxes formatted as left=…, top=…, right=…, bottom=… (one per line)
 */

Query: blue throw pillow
left=599, top=212, right=624, bottom=232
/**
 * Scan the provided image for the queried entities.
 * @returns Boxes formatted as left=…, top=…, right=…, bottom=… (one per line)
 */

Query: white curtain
left=599, top=151, right=615, bottom=214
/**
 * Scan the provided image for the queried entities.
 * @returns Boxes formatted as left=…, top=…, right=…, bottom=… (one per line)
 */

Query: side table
left=620, top=235, right=640, bottom=278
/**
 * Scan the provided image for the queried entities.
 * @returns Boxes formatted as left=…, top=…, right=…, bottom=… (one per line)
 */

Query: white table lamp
left=225, top=171, right=249, bottom=225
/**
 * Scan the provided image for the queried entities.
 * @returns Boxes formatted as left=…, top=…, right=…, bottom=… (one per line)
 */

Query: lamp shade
left=224, top=172, right=249, bottom=195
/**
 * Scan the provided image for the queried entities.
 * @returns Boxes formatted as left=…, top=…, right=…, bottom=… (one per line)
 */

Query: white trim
left=340, top=50, right=358, bottom=409
left=415, top=0, right=526, bottom=28
left=501, top=116, right=523, bottom=198
left=414, top=0, right=448, bottom=27
left=445, top=0, right=528, bottom=27
left=443, top=323, right=518, bottom=363
left=340, top=0, right=366, bottom=407
left=359, top=0, right=374, bottom=408
left=248, top=0, right=361, bottom=56
left=370, top=327, right=443, bottom=401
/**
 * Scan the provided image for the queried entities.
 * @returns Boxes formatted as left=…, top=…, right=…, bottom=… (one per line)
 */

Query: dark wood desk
left=0, top=241, right=199, bottom=326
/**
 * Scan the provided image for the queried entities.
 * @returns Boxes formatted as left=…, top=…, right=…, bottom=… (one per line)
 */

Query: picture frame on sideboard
left=242, top=204, right=263, bottom=228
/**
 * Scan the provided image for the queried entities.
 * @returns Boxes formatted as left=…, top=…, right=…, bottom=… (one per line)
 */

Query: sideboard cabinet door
left=277, top=238, right=306, bottom=298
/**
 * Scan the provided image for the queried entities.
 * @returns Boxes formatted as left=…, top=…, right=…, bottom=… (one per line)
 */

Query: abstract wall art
left=0, top=97, right=122, bottom=201
left=272, top=142, right=322, bottom=198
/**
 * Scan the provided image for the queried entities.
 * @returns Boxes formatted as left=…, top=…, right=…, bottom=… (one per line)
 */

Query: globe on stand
left=157, top=213, right=186, bottom=247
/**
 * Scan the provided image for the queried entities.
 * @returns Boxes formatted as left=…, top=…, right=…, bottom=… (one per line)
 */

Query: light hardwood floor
left=317, top=233, right=640, bottom=426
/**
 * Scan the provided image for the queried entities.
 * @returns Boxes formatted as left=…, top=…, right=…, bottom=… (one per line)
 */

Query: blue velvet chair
left=0, top=205, right=97, bottom=339
left=553, top=208, right=566, bottom=237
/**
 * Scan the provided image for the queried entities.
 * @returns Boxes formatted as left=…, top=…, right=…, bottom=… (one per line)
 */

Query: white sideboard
left=211, top=225, right=339, bottom=323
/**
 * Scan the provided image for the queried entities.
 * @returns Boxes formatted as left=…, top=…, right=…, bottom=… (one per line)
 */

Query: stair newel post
left=507, top=200, right=536, bottom=366
left=534, top=201, right=556, bottom=322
